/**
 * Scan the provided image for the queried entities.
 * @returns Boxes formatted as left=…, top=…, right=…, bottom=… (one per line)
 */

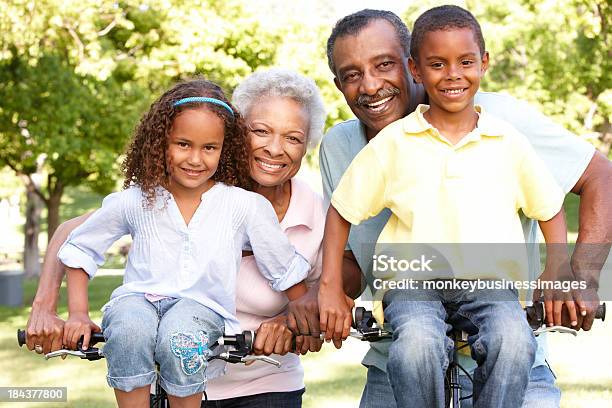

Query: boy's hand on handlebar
left=318, top=284, right=354, bottom=348
left=543, top=297, right=583, bottom=328
left=253, top=315, right=293, bottom=356
left=26, top=306, right=65, bottom=354
left=63, top=312, right=101, bottom=351
left=538, top=259, right=586, bottom=328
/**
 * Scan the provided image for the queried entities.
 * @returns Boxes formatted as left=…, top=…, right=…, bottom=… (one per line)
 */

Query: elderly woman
left=25, top=68, right=327, bottom=407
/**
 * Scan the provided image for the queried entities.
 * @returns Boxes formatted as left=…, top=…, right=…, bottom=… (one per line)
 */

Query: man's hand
left=26, top=302, right=65, bottom=354
left=318, top=283, right=354, bottom=348
left=287, top=283, right=321, bottom=337
left=559, top=289, right=600, bottom=331
left=569, top=152, right=611, bottom=329
left=253, top=315, right=293, bottom=356
left=294, top=335, right=323, bottom=355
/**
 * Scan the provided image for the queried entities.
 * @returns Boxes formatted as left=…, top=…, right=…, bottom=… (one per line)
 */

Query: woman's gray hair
left=232, top=68, right=326, bottom=149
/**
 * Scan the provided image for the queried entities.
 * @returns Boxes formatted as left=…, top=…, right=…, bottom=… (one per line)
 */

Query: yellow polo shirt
left=331, top=105, right=564, bottom=322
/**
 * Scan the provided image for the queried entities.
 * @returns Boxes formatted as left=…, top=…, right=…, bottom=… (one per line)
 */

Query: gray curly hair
left=232, top=68, right=326, bottom=149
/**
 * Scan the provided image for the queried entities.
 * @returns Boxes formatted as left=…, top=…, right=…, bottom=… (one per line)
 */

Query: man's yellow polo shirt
left=331, top=105, right=564, bottom=321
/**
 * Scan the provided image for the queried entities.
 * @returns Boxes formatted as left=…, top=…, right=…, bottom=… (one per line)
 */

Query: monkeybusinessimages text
left=372, top=254, right=587, bottom=293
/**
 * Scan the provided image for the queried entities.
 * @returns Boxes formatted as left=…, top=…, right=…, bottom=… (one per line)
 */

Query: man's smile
left=362, top=95, right=395, bottom=113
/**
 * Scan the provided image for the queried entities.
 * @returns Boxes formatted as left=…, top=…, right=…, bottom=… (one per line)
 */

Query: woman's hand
left=318, top=282, right=354, bottom=348
left=253, top=315, right=293, bottom=356
left=62, top=312, right=101, bottom=351
left=25, top=214, right=94, bottom=354
left=26, top=302, right=65, bottom=354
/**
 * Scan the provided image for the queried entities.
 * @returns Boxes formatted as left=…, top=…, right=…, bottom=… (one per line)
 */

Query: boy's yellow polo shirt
left=331, top=105, right=564, bottom=322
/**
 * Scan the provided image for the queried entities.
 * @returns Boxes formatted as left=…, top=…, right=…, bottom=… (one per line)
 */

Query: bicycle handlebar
left=349, top=301, right=605, bottom=342
left=17, top=330, right=256, bottom=350
left=17, top=330, right=105, bottom=349
left=17, top=301, right=606, bottom=354
left=17, top=329, right=281, bottom=366
left=524, top=301, right=605, bottom=330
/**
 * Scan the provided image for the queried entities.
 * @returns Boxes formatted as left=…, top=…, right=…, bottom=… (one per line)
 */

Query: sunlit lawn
left=0, top=275, right=366, bottom=407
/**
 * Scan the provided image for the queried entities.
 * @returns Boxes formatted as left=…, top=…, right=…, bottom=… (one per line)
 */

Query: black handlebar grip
left=76, top=332, right=106, bottom=349
left=596, top=303, right=606, bottom=321
left=528, top=302, right=606, bottom=326
left=243, top=330, right=254, bottom=351
left=17, top=329, right=26, bottom=347
left=353, top=307, right=365, bottom=329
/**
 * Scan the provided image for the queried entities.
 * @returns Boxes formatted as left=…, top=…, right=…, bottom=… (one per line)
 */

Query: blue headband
left=173, top=97, right=234, bottom=117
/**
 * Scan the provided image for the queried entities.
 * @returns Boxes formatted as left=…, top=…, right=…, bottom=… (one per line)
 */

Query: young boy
left=318, top=5, right=576, bottom=407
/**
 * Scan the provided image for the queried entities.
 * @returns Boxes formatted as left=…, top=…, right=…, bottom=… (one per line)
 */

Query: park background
left=0, top=0, right=610, bottom=406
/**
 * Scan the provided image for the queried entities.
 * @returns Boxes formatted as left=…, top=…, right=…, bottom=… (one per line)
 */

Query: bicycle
left=349, top=301, right=606, bottom=408
left=17, top=329, right=281, bottom=407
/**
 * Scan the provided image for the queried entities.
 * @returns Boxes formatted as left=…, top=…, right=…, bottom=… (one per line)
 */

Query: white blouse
left=58, top=183, right=310, bottom=334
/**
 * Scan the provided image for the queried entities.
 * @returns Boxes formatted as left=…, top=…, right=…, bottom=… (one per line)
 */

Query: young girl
left=58, top=79, right=310, bottom=408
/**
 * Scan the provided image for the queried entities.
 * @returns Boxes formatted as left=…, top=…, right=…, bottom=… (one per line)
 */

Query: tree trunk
left=23, top=183, right=42, bottom=278
left=47, top=181, right=64, bottom=243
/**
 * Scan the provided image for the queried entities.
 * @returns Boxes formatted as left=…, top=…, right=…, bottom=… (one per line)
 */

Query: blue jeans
left=102, top=295, right=224, bottom=397
left=201, top=388, right=305, bottom=407
left=360, top=364, right=559, bottom=408
left=383, top=287, right=536, bottom=408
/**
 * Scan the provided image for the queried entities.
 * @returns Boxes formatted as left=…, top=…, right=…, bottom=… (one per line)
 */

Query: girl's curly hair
left=122, top=78, right=252, bottom=205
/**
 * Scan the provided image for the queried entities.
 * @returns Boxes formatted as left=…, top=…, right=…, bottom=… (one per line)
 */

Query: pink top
left=205, top=178, right=325, bottom=399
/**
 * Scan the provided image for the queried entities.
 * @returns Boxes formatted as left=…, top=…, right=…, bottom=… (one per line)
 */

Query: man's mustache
left=357, top=87, right=401, bottom=106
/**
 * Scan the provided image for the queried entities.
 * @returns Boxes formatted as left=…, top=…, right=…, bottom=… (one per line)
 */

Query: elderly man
left=313, top=8, right=610, bottom=408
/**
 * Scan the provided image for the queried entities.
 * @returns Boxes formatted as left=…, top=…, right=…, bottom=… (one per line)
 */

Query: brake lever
left=241, top=355, right=282, bottom=367
left=45, top=349, right=86, bottom=359
left=45, top=348, right=104, bottom=360
left=534, top=326, right=578, bottom=337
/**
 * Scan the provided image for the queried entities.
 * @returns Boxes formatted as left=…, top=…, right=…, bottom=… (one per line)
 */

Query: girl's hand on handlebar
left=318, top=284, right=354, bottom=348
left=62, top=312, right=101, bottom=351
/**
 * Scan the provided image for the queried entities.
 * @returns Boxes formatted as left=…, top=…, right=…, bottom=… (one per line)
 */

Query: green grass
left=0, top=277, right=365, bottom=407
left=0, top=276, right=118, bottom=407
left=564, top=193, right=579, bottom=236
left=58, top=186, right=105, bottom=225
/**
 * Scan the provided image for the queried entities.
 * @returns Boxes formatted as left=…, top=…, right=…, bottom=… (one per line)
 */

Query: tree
left=0, top=53, right=143, bottom=275
left=0, top=0, right=283, bottom=275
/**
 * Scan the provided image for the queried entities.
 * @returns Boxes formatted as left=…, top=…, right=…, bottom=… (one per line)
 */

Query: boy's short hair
left=410, top=5, right=485, bottom=61
left=327, top=9, right=411, bottom=74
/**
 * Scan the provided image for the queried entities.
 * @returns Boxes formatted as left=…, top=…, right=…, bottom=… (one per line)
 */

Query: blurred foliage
left=0, top=0, right=283, bottom=240
left=0, top=0, right=609, bottom=241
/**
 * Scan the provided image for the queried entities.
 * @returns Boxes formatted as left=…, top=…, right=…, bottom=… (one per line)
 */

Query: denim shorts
left=101, top=294, right=224, bottom=397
